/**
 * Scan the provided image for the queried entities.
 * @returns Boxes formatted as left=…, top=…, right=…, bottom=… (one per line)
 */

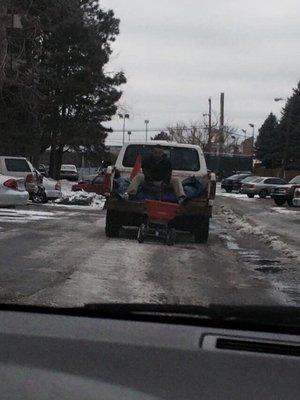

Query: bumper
left=221, top=185, right=233, bottom=192
left=45, top=189, right=62, bottom=200
left=0, top=191, right=29, bottom=207
left=240, top=188, right=257, bottom=195
left=293, top=198, right=300, bottom=206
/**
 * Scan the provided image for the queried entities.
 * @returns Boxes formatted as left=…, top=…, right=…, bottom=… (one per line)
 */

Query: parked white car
left=43, top=177, right=62, bottom=201
left=0, top=156, right=38, bottom=196
left=0, top=175, right=29, bottom=207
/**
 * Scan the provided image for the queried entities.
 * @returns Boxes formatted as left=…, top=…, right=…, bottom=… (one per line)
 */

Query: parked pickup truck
left=104, top=141, right=216, bottom=243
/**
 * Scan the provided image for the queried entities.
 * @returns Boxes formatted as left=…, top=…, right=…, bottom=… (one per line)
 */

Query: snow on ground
left=217, top=205, right=300, bottom=261
left=0, top=208, right=60, bottom=223
left=271, top=207, right=300, bottom=215
left=216, top=187, right=254, bottom=201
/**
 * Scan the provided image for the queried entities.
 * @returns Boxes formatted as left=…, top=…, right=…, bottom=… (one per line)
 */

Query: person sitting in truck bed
left=126, top=144, right=187, bottom=204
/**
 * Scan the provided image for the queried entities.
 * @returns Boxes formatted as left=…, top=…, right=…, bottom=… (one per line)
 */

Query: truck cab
left=115, top=141, right=207, bottom=179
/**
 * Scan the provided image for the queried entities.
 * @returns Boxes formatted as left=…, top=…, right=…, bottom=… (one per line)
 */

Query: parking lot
left=0, top=189, right=299, bottom=308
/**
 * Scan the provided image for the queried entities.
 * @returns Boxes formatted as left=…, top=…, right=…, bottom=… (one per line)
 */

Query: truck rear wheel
left=194, top=216, right=209, bottom=244
left=105, top=209, right=121, bottom=238
left=274, top=198, right=286, bottom=206
left=287, top=198, right=294, bottom=207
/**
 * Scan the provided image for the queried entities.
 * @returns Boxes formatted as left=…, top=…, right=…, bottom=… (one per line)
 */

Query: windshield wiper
left=84, top=303, right=300, bottom=326
left=1, top=303, right=300, bottom=331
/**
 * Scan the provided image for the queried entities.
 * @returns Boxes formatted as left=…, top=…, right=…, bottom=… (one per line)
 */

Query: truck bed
left=107, top=196, right=211, bottom=216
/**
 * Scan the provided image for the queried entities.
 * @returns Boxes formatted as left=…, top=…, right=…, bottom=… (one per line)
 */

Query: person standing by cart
left=126, top=144, right=187, bottom=204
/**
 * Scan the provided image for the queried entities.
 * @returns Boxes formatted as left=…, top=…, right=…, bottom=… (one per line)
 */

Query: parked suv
left=0, top=156, right=38, bottom=196
left=271, top=175, right=300, bottom=206
left=221, top=173, right=253, bottom=193
left=241, top=177, right=287, bottom=198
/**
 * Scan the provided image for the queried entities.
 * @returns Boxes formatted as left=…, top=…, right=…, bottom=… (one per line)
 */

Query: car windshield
left=0, top=0, right=299, bottom=331
left=241, top=176, right=256, bottom=183
left=290, top=176, right=300, bottom=184
left=61, top=165, right=77, bottom=171
left=123, top=145, right=200, bottom=171
left=227, top=174, right=248, bottom=180
left=4, top=158, right=31, bottom=172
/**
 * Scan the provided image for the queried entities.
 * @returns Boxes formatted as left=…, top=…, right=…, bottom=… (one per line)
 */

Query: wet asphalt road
left=0, top=193, right=299, bottom=307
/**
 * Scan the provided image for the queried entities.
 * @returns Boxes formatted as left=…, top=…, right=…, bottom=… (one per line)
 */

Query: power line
left=108, top=128, right=252, bottom=139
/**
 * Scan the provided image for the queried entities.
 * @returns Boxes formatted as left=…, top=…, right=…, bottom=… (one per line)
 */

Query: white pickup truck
left=104, top=141, right=216, bottom=243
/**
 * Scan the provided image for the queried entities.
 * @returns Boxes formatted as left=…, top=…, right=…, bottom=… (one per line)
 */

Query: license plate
left=17, top=181, right=26, bottom=191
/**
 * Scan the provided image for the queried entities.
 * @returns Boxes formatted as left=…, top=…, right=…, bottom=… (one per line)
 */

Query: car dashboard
left=0, top=309, right=299, bottom=400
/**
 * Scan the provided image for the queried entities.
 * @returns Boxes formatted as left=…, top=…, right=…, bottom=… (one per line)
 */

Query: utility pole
left=119, top=113, right=130, bottom=145
left=208, top=97, right=212, bottom=150
left=242, top=129, right=247, bottom=141
left=274, top=97, right=291, bottom=179
left=219, top=92, right=225, bottom=152
left=145, top=120, right=149, bottom=142
left=249, top=123, right=255, bottom=171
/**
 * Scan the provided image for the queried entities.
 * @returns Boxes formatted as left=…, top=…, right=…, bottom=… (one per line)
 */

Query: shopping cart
left=137, top=200, right=180, bottom=245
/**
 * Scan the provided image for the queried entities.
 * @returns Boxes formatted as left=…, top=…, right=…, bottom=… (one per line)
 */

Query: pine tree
left=151, top=131, right=172, bottom=141
left=278, top=82, right=300, bottom=169
left=255, top=113, right=282, bottom=168
left=1, top=0, right=126, bottom=176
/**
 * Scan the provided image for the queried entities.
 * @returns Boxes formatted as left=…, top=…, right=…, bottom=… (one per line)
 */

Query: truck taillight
left=103, top=167, right=113, bottom=194
left=208, top=173, right=216, bottom=200
left=3, top=179, right=18, bottom=190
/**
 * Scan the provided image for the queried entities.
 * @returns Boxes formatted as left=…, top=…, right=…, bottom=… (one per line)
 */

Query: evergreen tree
left=255, top=113, right=282, bottom=168
left=1, top=0, right=126, bottom=177
left=151, top=131, right=172, bottom=141
left=278, top=82, right=300, bottom=169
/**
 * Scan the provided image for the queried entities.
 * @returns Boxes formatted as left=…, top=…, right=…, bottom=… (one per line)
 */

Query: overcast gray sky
left=101, top=0, right=300, bottom=145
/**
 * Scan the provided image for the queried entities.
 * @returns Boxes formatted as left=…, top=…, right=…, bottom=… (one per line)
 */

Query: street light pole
left=249, top=123, right=255, bottom=169
left=242, top=129, right=247, bottom=141
left=119, top=113, right=130, bottom=145
left=145, top=120, right=149, bottom=142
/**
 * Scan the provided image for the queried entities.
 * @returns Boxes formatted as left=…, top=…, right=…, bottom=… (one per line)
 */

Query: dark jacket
left=142, top=154, right=172, bottom=184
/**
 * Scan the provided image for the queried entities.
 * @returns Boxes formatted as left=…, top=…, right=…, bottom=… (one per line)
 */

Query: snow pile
left=216, top=188, right=254, bottom=202
left=60, top=179, right=75, bottom=195
left=54, top=180, right=106, bottom=209
left=55, top=190, right=106, bottom=209
left=217, top=205, right=300, bottom=260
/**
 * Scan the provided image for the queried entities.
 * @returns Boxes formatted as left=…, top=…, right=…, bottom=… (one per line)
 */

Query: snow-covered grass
left=55, top=180, right=106, bottom=210
left=218, top=205, right=300, bottom=260
left=55, top=191, right=106, bottom=209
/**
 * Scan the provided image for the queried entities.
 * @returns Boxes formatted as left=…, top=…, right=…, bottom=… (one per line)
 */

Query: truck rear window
left=5, top=158, right=31, bottom=172
left=123, top=145, right=200, bottom=171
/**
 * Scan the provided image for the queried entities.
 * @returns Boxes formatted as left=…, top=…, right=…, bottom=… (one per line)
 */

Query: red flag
left=130, top=154, right=142, bottom=180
